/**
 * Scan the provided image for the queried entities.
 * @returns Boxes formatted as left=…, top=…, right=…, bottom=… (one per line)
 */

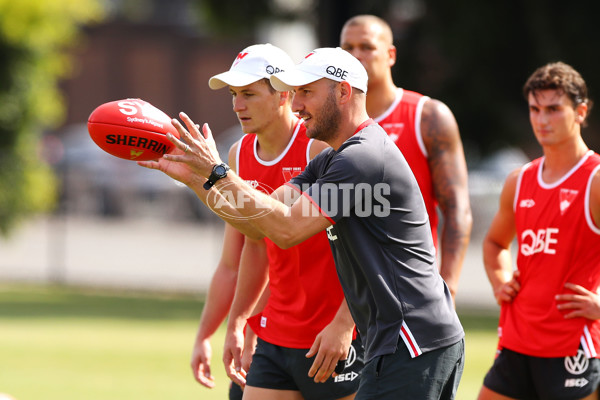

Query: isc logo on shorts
left=334, top=371, right=358, bottom=382
left=564, top=378, right=589, bottom=388
left=334, top=344, right=359, bottom=383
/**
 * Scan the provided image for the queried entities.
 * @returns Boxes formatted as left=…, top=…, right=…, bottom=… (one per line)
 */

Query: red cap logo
left=233, top=52, right=249, bottom=66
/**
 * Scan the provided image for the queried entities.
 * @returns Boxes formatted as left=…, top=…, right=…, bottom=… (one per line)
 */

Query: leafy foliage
left=0, top=0, right=105, bottom=235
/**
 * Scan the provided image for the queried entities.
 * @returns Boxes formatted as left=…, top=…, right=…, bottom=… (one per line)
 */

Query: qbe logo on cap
left=266, top=65, right=284, bottom=75
left=326, top=66, right=348, bottom=80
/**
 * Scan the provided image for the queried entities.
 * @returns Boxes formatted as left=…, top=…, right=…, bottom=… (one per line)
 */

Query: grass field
left=0, top=284, right=498, bottom=399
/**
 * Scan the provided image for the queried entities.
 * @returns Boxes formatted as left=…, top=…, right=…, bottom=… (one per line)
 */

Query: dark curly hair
left=523, top=62, right=593, bottom=125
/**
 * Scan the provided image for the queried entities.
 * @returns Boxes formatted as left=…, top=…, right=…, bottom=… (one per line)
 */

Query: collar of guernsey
left=354, top=118, right=375, bottom=135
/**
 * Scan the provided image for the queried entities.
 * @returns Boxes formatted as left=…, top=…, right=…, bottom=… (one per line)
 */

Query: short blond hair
left=341, top=15, right=393, bottom=45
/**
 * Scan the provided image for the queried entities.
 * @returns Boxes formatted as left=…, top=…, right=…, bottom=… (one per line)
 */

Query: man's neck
left=542, top=136, right=589, bottom=182
left=327, top=111, right=371, bottom=151
left=255, top=113, right=297, bottom=161
left=366, top=81, right=398, bottom=119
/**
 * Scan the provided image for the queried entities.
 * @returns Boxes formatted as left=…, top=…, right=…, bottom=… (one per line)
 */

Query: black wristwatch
left=203, top=163, right=230, bottom=190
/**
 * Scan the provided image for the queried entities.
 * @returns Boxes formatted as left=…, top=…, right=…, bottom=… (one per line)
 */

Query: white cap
left=209, top=43, right=295, bottom=90
left=270, top=47, right=368, bottom=93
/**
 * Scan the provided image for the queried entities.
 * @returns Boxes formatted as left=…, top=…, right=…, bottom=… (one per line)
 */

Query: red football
left=87, top=98, right=180, bottom=161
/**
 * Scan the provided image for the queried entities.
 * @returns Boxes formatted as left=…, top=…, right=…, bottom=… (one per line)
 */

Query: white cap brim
left=270, top=70, right=324, bottom=92
left=208, top=70, right=264, bottom=90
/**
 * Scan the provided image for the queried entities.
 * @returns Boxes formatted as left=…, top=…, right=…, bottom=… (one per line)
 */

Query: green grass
left=0, top=284, right=498, bottom=399
left=456, top=311, right=500, bottom=399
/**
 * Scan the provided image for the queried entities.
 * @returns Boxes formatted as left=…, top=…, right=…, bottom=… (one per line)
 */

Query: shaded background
left=2, top=0, right=598, bottom=308
left=57, top=0, right=600, bottom=159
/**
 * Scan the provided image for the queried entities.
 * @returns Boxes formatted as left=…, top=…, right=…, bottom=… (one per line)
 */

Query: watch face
left=215, top=165, right=227, bottom=176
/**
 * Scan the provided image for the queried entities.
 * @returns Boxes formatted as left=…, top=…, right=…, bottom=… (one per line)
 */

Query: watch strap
left=203, top=163, right=229, bottom=190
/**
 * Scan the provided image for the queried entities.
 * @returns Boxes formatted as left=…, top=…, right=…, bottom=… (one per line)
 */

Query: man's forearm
left=212, top=174, right=303, bottom=248
left=439, top=209, right=472, bottom=298
left=188, top=178, right=266, bottom=240
left=196, top=267, right=237, bottom=340
left=226, top=239, right=270, bottom=332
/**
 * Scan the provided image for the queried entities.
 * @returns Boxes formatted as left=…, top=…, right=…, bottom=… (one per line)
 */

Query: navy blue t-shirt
left=289, top=121, right=464, bottom=362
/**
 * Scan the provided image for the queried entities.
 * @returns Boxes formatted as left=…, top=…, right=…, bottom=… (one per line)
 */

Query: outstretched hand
left=137, top=112, right=222, bottom=187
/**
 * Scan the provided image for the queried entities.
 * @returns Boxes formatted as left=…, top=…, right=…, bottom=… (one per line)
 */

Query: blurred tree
left=0, top=0, right=105, bottom=235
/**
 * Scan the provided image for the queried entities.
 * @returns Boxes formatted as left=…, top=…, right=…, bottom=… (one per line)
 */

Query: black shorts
left=357, top=338, right=464, bottom=400
left=483, top=347, right=600, bottom=399
left=228, top=381, right=243, bottom=400
left=245, top=337, right=364, bottom=400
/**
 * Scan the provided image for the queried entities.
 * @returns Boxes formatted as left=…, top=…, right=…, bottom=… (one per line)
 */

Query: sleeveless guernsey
left=500, top=151, right=600, bottom=357
left=375, top=88, right=438, bottom=246
left=237, top=119, right=345, bottom=348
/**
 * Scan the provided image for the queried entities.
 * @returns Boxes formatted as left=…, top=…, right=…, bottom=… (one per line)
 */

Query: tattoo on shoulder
left=420, top=100, right=459, bottom=157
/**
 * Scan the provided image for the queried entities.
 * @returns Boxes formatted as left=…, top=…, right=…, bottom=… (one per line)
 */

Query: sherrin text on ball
left=88, top=98, right=179, bottom=161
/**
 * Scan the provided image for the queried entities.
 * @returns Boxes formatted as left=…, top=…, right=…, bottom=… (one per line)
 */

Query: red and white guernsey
left=500, top=150, right=600, bottom=358
left=237, top=118, right=345, bottom=349
left=374, top=88, right=438, bottom=246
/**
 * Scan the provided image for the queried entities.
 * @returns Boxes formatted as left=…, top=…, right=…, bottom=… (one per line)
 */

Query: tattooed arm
left=420, top=99, right=472, bottom=303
